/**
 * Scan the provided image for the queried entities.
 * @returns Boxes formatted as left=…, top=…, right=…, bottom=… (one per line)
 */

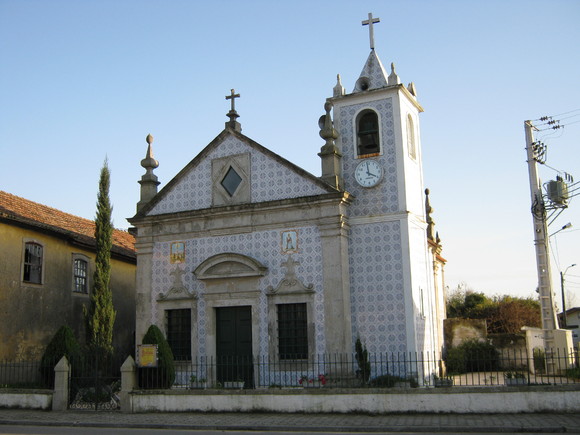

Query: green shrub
left=445, top=339, right=499, bottom=374
left=138, top=325, right=175, bottom=389
left=355, top=338, right=371, bottom=384
left=368, top=374, right=417, bottom=388
left=39, top=325, right=82, bottom=388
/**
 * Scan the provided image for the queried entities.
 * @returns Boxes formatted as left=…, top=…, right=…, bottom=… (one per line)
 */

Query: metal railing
left=2, top=347, right=577, bottom=391
left=138, top=347, right=580, bottom=390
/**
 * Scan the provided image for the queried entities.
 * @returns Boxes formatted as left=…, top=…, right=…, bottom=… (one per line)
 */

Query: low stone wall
left=0, top=389, right=52, bottom=410
left=128, top=385, right=580, bottom=414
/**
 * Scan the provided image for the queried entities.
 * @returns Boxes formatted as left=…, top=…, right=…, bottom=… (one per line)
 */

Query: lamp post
left=560, top=263, right=577, bottom=328
left=550, top=222, right=572, bottom=237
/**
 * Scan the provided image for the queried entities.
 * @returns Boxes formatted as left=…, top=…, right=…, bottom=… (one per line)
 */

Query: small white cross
left=362, top=12, right=380, bottom=50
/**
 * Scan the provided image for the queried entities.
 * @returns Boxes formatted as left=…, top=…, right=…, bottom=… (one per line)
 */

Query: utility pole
left=560, top=271, right=567, bottom=328
left=524, top=120, right=558, bottom=349
left=560, top=264, right=577, bottom=328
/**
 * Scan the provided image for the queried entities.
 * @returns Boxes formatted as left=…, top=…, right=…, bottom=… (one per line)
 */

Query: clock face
left=354, top=159, right=383, bottom=187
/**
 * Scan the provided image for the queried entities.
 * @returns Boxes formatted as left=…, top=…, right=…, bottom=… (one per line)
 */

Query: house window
left=277, top=303, right=308, bottom=360
left=23, top=242, right=43, bottom=284
left=166, top=309, right=191, bottom=361
left=406, top=114, right=416, bottom=159
left=356, top=110, right=380, bottom=156
left=73, top=259, right=88, bottom=293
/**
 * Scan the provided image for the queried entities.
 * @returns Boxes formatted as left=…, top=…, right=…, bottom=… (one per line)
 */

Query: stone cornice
left=129, top=192, right=353, bottom=239
left=328, top=84, right=424, bottom=113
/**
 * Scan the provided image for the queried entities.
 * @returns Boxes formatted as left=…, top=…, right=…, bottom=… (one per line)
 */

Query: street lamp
left=560, top=263, right=577, bottom=328
left=550, top=222, right=572, bottom=237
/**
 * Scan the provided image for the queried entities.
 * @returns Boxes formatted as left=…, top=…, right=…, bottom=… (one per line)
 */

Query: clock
left=354, top=159, right=383, bottom=187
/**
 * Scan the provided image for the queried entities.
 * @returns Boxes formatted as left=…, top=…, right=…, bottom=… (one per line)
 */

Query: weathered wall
left=488, top=333, right=528, bottom=368
left=0, top=390, right=52, bottom=409
left=443, top=318, right=487, bottom=349
left=128, top=386, right=580, bottom=414
left=0, top=223, right=135, bottom=360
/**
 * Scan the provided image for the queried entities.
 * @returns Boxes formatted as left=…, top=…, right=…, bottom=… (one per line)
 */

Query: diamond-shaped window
left=221, top=167, right=242, bottom=197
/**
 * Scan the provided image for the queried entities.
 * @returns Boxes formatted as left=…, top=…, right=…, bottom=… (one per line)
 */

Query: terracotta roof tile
left=0, top=191, right=135, bottom=259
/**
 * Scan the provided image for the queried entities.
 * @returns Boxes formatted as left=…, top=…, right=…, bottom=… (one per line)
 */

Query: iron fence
left=138, top=347, right=579, bottom=390
left=0, top=360, right=46, bottom=389
left=1, top=347, right=577, bottom=392
left=67, top=353, right=123, bottom=410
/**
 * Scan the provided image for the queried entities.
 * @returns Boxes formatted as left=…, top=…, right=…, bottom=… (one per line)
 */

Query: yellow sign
left=137, top=344, right=158, bottom=368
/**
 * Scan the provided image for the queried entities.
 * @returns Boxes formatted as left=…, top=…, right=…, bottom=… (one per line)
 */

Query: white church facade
left=129, top=14, right=446, bottom=386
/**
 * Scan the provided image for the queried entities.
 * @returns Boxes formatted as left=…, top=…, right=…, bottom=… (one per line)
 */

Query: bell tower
left=329, top=13, right=441, bottom=355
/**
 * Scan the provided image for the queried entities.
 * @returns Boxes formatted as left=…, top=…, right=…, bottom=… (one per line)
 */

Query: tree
left=446, top=286, right=541, bottom=334
left=493, top=295, right=541, bottom=334
left=84, top=160, right=116, bottom=355
left=355, top=337, right=371, bottom=383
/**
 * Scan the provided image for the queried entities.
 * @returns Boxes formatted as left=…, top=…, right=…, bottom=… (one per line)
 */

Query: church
left=129, top=13, right=446, bottom=386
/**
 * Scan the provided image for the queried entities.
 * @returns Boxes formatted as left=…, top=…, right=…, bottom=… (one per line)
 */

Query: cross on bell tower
left=225, top=88, right=242, bottom=132
left=362, top=12, right=380, bottom=50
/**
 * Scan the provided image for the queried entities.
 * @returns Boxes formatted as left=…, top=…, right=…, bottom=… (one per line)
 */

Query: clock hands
left=366, top=161, right=378, bottom=178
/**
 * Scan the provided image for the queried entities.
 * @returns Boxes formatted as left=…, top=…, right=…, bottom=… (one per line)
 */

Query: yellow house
left=0, top=191, right=136, bottom=360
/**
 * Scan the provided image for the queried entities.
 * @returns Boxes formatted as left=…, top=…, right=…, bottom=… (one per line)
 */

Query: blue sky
left=1, top=0, right=579, bottom=302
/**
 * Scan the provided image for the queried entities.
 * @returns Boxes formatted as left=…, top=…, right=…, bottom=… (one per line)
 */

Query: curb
left=0, top=419, right=573, bottom=433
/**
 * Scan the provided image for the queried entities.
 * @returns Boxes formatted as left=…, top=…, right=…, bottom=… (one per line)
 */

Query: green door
left=216, top=306, right=253, bottom=387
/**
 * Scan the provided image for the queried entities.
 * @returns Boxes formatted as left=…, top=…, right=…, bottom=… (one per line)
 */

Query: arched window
left=406, top=114, right=416, bottom=159
left=356, top=110, right=380, bottom=156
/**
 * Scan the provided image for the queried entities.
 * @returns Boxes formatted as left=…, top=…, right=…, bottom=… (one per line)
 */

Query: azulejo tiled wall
left=349, top=221, right=407, bottom=353
left=148, top=136, right=327, bottom=216
left=338, top=98, right=398, bottom=218
left=151, top=225, right=326, bottom=357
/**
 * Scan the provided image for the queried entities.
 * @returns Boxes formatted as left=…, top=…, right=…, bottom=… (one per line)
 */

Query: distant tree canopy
left=446, top=287, right=541, bottom=334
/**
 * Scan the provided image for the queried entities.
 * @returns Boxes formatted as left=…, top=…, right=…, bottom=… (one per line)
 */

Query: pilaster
left=135, top=232, right=155, bottom=346
left=319, top=215, right=352, bottom=354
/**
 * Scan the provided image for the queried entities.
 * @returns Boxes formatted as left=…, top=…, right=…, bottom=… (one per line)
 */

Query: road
left=0, top=427, right=563, bottom=435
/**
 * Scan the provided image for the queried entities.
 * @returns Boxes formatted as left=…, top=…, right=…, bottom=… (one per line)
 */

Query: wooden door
left=216, top=306, right=253, bottom=387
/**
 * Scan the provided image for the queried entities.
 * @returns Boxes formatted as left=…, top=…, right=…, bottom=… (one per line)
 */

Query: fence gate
left=69, top=355, right=121, bottom=411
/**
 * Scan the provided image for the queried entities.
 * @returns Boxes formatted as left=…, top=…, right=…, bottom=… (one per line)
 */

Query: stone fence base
left=127, top=386, right=580, bottom=414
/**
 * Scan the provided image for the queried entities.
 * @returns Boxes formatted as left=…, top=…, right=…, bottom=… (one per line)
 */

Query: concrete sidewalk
left=0, top=409, right=579, bottom=433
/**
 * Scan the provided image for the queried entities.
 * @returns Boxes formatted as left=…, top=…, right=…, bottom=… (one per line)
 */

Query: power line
left=542, top=108, right=580, bottom=118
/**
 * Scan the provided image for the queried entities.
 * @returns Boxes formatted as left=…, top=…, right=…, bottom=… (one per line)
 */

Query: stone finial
left=333, top=74, right=345, bottom=97
left=319, top=102, right=338, bottom=143
left=425, top=188, right=436, bottom=241
left=141, top=134, right=159, bottom=171
left=137, top=133, right=160, bottom=213
left=388, top=62, right=401, bottom=85
left=318, top=101, right=342, bottom=190
left=407, top=82, right=417, bottom=97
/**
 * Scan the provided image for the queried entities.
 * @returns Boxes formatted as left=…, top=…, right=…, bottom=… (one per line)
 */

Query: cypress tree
left=85, top=160, right=116, bottom=355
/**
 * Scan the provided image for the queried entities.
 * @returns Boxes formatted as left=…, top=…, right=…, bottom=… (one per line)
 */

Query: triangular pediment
left=135, top=129, right=337, bottom=217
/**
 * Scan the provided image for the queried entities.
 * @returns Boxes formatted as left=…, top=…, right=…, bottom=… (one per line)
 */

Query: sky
left=1, top=0, right=579, bottom=303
